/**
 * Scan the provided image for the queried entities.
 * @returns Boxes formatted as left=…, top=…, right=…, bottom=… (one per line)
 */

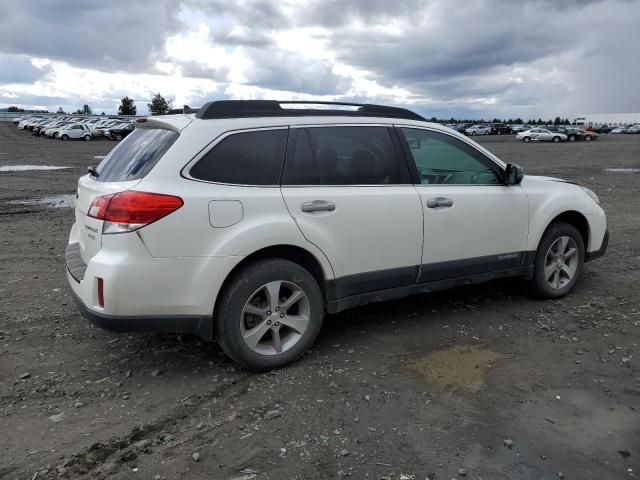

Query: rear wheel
left=523, top=136, right=531, bottom=143
left=569, top=135, right=576, bottom=142
left=552, top=136, right=561, bottom=143
left=84, top=134, right=91, bottom=141
left=61, top=134, right=69, bottom=140
left=114, top=133, right=123, bottom=141
left=215, top=259, right=324, bottom=371
left=529, top=222, right=584, bottom=299
left=584, top=135, right=592, bottom=141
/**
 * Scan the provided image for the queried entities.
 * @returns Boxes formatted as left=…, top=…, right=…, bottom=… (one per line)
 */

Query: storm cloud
left=0, top=0, right=638, bottom=118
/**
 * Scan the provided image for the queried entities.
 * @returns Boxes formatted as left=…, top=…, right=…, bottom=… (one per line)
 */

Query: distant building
left=574, top=113, right=640, bottom=127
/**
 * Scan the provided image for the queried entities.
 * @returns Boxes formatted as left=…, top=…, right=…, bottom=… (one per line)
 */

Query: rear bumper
left=64, top=234, right=239, bottom=340
left=67, top=282, right=213, bottom=339
left=585, top=229, right=609, bottom=262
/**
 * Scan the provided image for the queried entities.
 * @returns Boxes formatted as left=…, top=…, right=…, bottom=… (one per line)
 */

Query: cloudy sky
left=0, top=0, right=638, bottom=119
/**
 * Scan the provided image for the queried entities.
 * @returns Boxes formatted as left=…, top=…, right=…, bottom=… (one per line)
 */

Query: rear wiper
left=87, top=166, right=99, bottom=178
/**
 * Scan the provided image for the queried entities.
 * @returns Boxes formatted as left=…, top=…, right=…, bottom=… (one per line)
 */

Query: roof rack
left=195, top=100, right=425, bottom=121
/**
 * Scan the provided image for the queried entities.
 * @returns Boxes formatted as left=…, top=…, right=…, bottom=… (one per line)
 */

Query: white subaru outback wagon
left=66, top=100, right=608, bottom=370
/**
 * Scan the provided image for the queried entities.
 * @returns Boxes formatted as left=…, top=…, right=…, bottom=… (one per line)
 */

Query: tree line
left=430, top=116, right=573, bottom=125
left=5, top=93, right=174, bottom=116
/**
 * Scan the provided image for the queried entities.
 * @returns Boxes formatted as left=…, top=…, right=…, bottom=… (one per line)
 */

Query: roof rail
left=165, top=105, right=200, bottom=115
left=195, top=100, right=425, bottom=121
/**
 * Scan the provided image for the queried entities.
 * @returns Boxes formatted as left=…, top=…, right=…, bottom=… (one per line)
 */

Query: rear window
left=95, top=128, right=178, bottom=182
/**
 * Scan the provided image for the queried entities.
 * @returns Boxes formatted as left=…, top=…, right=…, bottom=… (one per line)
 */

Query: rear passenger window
left=190, top=129, right=287, bottom=185
left=307, top=126, right=404, bottom=185
left=282, top=129, right=319, bottom=185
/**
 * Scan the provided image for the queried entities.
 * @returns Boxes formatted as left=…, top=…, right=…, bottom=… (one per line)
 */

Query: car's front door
left=396, top=127, right=530, bottom=284
left=538, top=129, right=553, bottom=141
left=281, top=126, right=423, bottom=299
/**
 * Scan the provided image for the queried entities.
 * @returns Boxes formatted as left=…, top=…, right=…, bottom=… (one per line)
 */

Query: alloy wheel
left=240, top=280, right=310, bottom=355
left=544, top=236, right=579, bottom=289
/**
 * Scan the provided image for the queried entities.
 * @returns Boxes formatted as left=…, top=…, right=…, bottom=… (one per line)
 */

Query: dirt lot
left=1, top=124, right=638, bottom=480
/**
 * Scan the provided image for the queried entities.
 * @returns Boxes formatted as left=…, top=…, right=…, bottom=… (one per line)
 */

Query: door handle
left=301, top=200, right=336, bottom=213
left=426, top=197, right=453, bottom=208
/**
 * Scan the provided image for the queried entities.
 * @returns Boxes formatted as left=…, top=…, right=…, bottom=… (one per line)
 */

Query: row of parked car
left=14, top=115, right=135, bottom=141
left=445, top=122, right=640, bottom=140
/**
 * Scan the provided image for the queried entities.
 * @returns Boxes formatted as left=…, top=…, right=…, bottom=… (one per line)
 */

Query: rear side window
left=306, top=126, right=405, bottom=185
left=96, top=128, right=178, bottom=182
left=190, top=129, right=287, bottom=185
left=282, top=129, right=319, bottom=185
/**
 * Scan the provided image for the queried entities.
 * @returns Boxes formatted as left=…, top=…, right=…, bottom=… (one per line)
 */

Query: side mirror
left=505, top=163, right=525, bottom=185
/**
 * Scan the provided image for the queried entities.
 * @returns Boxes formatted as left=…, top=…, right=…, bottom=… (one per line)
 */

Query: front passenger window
left=399, top=128, right=501, bottom=185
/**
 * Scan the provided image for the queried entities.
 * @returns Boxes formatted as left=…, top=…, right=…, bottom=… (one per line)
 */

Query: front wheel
left=114, top=134, right=123, bottom=141
left=552, top=136, right=561, bottom=143
left=215, top=259, right=324, bottom=371
left=584, top=135, right=592, bottom=141
left=528, top=222, right=584, bottom=299
left=84, top=135, right=91, bottom=141
left=569, top=135, right=576, bottom=142
left=523, top=136, right=531, bottom=143
left=61, top=134, right=69, bottom=140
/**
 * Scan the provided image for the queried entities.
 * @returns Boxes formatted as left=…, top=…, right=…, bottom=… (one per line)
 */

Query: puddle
left=604, top=168, right=640, bottom=173
left=411, top=345, right=503, bottom=393
left=10, top=194, right=75, bottom=209
left=0, top=165, right=69, bottom=172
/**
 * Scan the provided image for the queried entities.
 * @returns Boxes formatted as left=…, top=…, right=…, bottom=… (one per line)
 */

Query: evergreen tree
left=118, top=96, right=137, bottom=116
left=147, top=93, right=173, bottom=115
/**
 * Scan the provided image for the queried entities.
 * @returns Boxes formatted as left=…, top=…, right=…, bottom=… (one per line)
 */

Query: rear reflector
left=88, top=191, right=183, bottom=234
left=97, top=277, right=104, bottom=308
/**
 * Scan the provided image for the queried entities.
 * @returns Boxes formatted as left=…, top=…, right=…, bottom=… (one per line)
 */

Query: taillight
left=87, top=191, right=183, bottom=234
left=87, top=194, right=114, bottom=219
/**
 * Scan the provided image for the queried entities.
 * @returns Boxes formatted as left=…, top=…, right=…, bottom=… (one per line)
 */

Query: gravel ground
left=0, top=124, right=639, bottom=480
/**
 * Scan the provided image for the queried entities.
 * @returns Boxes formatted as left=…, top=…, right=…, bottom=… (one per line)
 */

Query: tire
left=114, top=134, right=123, bottom=141
left=61, top=134, right=69, bottom=140
left=471, top=131, right=477, bottom=136
left=215, top=259, right=324, bottom=371
left=552, top=136, right=561, bottom=143
left=528, top=222, right=585, bottom=299
left=497, top=130, right=502, bottom=135
left=584, top=135, right=592, bottom=141
left=53, top=133, right=58, bottom=139
left=84, top=135, right=91, bottom=141
left=569, top=135, right=576, bottom=142
left=523, top=136, right=531, bottom=143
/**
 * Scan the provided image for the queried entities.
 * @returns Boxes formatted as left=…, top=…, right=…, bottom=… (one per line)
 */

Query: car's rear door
left=281, top=125, right=423, bottom=299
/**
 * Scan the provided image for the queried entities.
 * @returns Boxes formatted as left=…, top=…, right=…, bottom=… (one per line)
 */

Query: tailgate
left=75, top=175, right=140, bottom=263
